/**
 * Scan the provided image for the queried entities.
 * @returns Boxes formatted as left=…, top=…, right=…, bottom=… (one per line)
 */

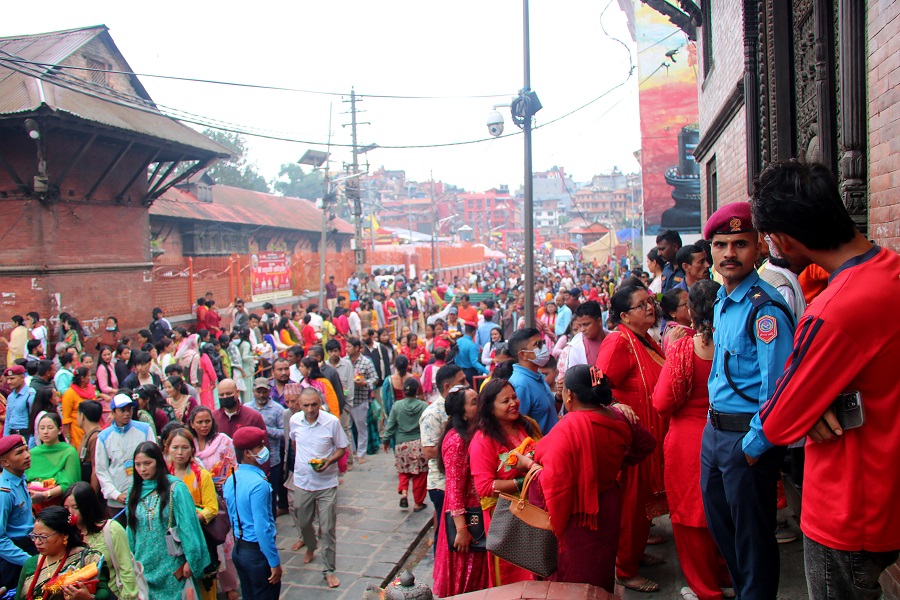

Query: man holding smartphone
left=753, top=160, right=900, bottom=600
left=699, top=202, right=796, bottom=600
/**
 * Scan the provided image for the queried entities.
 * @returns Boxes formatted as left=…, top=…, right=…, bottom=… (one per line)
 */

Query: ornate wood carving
left=793, top=0, right=818, bottom=159
left=758, top=0, right=770, bottom=167
left=813, top=0, right=836, bottom=171
left=838, top=0, right=867, bottom=234
left=744, top=0, right=761, bottom=193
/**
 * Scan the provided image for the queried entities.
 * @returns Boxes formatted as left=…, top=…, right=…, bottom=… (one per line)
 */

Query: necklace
left=140, top=491, right=161, bottom=530
left=27, top=552, right=67, bottom=600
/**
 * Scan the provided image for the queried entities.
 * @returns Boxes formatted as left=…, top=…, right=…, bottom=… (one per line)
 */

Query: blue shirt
left=555, top=305, right=573, bottom=338
left=454, top=336, right=489, bottom=375
left=508, top=364, right=557, bottom=435
left=249, top=399, right=285, bottom=466
left=4, top=386, right=34, bottom=435
left=708, top=271, right=795, bottom=457
left=224, top=463, right=280, bottom=568
left=54, top=368, right=74, bottom=394
left=475, top=321, right=500, bottom=348
left=661, top=263, right=685, bottom=293
left=0, top=469, right=35, bottom=565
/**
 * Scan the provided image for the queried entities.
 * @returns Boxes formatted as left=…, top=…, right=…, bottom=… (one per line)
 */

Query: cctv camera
left=487, top=110, right=504, bottom=137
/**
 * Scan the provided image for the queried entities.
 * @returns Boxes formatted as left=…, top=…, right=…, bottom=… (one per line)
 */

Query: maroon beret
left=3, top=365, right=25, bottom=376
left=703, top=201, right=755, bottom=240
left=0, top=435, right=26, bottom=456
left=232, top=426, right=267, bottom=451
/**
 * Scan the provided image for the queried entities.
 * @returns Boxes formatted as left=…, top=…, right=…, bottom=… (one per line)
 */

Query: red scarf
left=665, top=335, right=696, bottom=409
left=69, top=381, right=96, bottom=400
left=534, top=410, right=631, bottom=535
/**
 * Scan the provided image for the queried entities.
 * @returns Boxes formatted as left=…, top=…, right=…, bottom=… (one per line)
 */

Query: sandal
left=399, top=497, right=409, bottom=508
left=646, top=534, right=668, bottom=545
left=640, top=553, right=666, bottom=566
left=616, top=576, right=660, bottom=593
left=413, top=504, right=427, bottom=512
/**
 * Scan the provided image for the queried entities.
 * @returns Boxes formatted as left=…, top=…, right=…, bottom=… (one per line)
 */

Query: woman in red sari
left=596, top=285, right=668, bottom=593
left=432, top=385, right=489, bottom=597
left=653, top=280, right=728, bottom=600
left=468, top=379, right=541, bottom=587
left=517, top=364, right=656, bottom=593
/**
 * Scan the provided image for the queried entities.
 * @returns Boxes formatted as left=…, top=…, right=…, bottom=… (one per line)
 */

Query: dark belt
left=235, top=538, right=260, bottom=550
left=709, top=409, right=754, bottom=433
left=7, top=429, right=26, bottom=436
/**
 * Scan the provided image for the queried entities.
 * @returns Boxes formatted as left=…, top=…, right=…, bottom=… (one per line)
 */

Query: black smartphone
left=832, top=391, right=865, bottom=430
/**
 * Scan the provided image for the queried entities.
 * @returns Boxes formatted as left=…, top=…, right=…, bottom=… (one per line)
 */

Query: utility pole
left=318, top=104, right=333, bottom=308
left=430, top=171, right=437, bottom=277
left=522, top=0, right=536, bottom=326
left=344, top=88, right=364, bottom=276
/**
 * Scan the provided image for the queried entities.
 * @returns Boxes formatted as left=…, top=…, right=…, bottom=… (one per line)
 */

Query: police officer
left=224, top=427, right=282, bottom=600
left=700, top=202, right=795, bottom=600
left=0, top=435, right=37, bottom=590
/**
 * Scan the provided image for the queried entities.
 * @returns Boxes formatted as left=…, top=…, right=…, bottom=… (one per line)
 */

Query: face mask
left=106, top=326, right=116, bottom=331
left=219, top=395, right=237, bottom=409
left=529, top=345, right=551, bottom=367
left=253, top=446, right=270, bottom=465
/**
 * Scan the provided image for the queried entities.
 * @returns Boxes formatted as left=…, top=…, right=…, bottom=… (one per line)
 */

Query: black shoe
left=400, top=497, right=409, bottom=508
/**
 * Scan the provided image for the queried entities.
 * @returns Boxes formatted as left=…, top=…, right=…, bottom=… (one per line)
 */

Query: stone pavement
left=275, top=451, right=433, bottom=600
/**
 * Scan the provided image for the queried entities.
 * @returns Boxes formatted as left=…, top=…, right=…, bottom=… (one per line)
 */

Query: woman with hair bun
left=381, top=377, right=429, bottom=511
left=652, top=279, right=727, bottom=600
left=513, top=364, right=656, bottom=593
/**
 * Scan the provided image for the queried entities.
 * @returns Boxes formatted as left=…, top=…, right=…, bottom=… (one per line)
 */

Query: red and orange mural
left=632, top=3, right=701, bottom=233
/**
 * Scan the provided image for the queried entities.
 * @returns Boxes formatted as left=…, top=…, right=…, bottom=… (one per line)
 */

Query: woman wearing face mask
left=165, top=428, right=219, bottom=600
left=126, top=441, right=210, bottom=598
left=95, top=316, right=120, bottom=353
left=595, top=285, right=668, bottom=593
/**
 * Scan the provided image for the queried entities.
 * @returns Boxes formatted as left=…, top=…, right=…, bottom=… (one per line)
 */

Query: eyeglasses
left=29, top=532, right=58, bottom=543
left=629, top=299, right=655, bottom=312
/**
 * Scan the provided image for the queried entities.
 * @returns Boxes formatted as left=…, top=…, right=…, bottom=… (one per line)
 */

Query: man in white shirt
left=290, top=387, right=348, bottom=589
left=347, top=307, right=362, bottom=339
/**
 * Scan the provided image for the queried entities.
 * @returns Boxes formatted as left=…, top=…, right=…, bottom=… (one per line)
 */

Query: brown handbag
left=486, top=466, right=558, bottom=577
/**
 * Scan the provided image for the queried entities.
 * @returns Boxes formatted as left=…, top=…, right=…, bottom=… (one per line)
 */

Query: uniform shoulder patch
left=0, top=487, right=10, bottom=493
left=756, top=315, right=777, bottom=343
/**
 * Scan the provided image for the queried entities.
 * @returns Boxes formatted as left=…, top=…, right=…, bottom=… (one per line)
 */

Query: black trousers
left=0, top=536, right=37, bottom=590
left=700, top=423, right=784, bottom=600
left=232, top=539, right=281, bottom=600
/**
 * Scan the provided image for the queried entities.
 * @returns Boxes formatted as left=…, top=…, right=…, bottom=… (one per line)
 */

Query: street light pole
left=318, top=104, right=333, bottom=308
left=522, top=0, right=536, bottom=326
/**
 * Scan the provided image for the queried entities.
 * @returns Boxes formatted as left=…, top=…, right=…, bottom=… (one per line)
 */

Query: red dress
left=433, top=429, right=489, bottom=597
left=469, top=427, right=536, bottom=587
left=595, top=325, right=667, bottom=580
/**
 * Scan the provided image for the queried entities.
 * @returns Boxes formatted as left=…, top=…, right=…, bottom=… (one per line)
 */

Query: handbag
left=201, top=494, right=231, bottom=546
left=444, top=507, right=486, bottom=552
left=165, top=487, right=185, bottom=558
left=103, top=520, right=151, bottom=600
left=486, top=466, right=558, bottom=578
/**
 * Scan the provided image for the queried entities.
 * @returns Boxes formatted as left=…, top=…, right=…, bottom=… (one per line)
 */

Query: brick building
left=690, top=0, right=900, bottom=253
left=457, top=186, right=523, bottom=243
left=0, top=26, right=227, bottom=344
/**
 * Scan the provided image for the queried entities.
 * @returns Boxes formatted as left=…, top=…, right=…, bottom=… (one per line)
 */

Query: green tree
left=272, top=163, right=325, bottom=200
left=201, top=129, right=269, bottom=192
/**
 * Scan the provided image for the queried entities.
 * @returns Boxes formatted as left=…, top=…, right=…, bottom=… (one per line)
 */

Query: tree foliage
left=202, top=129, right=269, bottom=193
left=273, top=163, right=325, bottom=200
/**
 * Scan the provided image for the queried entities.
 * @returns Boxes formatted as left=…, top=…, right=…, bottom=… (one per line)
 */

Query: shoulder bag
left=486, top=466, right=558, bottom=578
left=201, top=491, right=231, bottom=546
left=103, top=520, right=151, bottom=600
left=164, top=487, right=185, bottom=558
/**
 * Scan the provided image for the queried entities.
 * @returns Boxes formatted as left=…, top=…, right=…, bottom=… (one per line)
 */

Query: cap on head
left=3, top=365, right=25, bottom=376
left=0, top=435, right=25, bottom=457
left=233, top=426, right=267, bottom=451
left=448, top=307, right=458, bottom=314
left=110, top=394, right=135, bottom=410
left=703, top=202, right=754, bottom=240
left=253, top=377, right=270, bottom=390
left=482, top=309, right=494, bottom=319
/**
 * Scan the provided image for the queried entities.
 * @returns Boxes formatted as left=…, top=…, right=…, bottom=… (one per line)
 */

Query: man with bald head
left=214, top=379, right=268, bottom=469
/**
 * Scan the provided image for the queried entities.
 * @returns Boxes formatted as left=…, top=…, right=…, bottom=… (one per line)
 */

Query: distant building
left=457, top=186, right=523, bottom=244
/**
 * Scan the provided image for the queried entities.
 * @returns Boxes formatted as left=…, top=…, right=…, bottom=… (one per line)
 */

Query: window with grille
left=86, top=58, right=110, bottom=86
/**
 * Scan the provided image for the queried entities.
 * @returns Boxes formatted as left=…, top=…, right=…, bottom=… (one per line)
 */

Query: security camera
left=487, top=110, right=504, bottom=137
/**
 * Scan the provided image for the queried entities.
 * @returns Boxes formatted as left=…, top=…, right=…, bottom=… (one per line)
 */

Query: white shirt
left=290, top=411, right=348, bottom=491
left=289, top=364, right=303, bottom=383
left=30, top=325, right=48, bottom=355
left=348, top=311, right=362, bottom=338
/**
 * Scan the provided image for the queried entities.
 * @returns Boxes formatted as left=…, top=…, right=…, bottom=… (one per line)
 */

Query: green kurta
left=24, top=441, right=81, bottom=492
left=127, top=476, right=210, bottom=598
left=13, top=546, right=110, bottom=600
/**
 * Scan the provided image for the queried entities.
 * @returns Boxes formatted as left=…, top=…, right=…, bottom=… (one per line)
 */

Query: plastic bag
left=182, top=577, right=198, bottom=600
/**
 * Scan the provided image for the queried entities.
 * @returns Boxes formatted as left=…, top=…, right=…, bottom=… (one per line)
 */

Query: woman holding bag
left=126, top=441, right=210, bottom=599
left=432, top=385, right=489, bottom=597
left=64, top=481, right=146, bottom=600
left=165, top=428, right=219, bottom=600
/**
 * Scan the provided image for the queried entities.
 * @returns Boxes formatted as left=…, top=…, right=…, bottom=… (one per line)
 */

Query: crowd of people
left=0, top=159, right=896, bottom=600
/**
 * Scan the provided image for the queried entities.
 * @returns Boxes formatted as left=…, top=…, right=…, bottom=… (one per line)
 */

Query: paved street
left=274, top=451, right=433, bottom=600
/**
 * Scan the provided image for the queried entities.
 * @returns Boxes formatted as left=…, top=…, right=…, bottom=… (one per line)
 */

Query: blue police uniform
left=0, top=468, right=36, bottom=589
left=701, top=270, right=795, bottom=599
left=224, top=463, right=281, bottom=599
left=661, top=262, right=685, bottom=293
left=3, top=386, right=35, bottom=436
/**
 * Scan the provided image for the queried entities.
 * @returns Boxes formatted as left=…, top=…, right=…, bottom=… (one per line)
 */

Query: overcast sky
left=3, top=1, right=643, bottom=192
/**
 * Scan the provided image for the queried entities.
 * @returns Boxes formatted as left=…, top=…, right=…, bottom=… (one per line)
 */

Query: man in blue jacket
left=507, top=328, right=557, bottom=435
left=452, top=323, right=488, bottom=385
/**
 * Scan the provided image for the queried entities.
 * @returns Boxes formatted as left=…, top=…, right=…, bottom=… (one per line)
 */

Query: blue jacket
left=224, top=463, right=280, bottom=568
left=454, top=335, right=489, bottom=375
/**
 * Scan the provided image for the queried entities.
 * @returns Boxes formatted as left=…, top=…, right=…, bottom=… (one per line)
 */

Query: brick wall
left=868, top=0, right=900, bottom=254
left=696, top=0, right=749, bottom=220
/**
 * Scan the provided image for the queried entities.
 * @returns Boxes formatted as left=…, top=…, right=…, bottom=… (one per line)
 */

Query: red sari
left=469, top=425, right=538, bottom=587
left=529, top=409, right=656, bottom=592
left=652, top=335, right=727, bottom=600
left=433, top=429, right=489, bottom=597
left=596, top=324, right=667, bottom=580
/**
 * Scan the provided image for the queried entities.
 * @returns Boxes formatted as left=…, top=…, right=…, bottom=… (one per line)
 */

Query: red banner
left=250, top=252, right=293, bottom=302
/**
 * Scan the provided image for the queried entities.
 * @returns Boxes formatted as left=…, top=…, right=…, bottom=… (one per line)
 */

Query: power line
left=0, top=56, right=513, bottom=100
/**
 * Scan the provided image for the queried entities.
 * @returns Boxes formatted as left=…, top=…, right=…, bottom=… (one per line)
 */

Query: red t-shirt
left=760, top=246, right=900, bottom=552
left=456, top=305, right=478, bottom=325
